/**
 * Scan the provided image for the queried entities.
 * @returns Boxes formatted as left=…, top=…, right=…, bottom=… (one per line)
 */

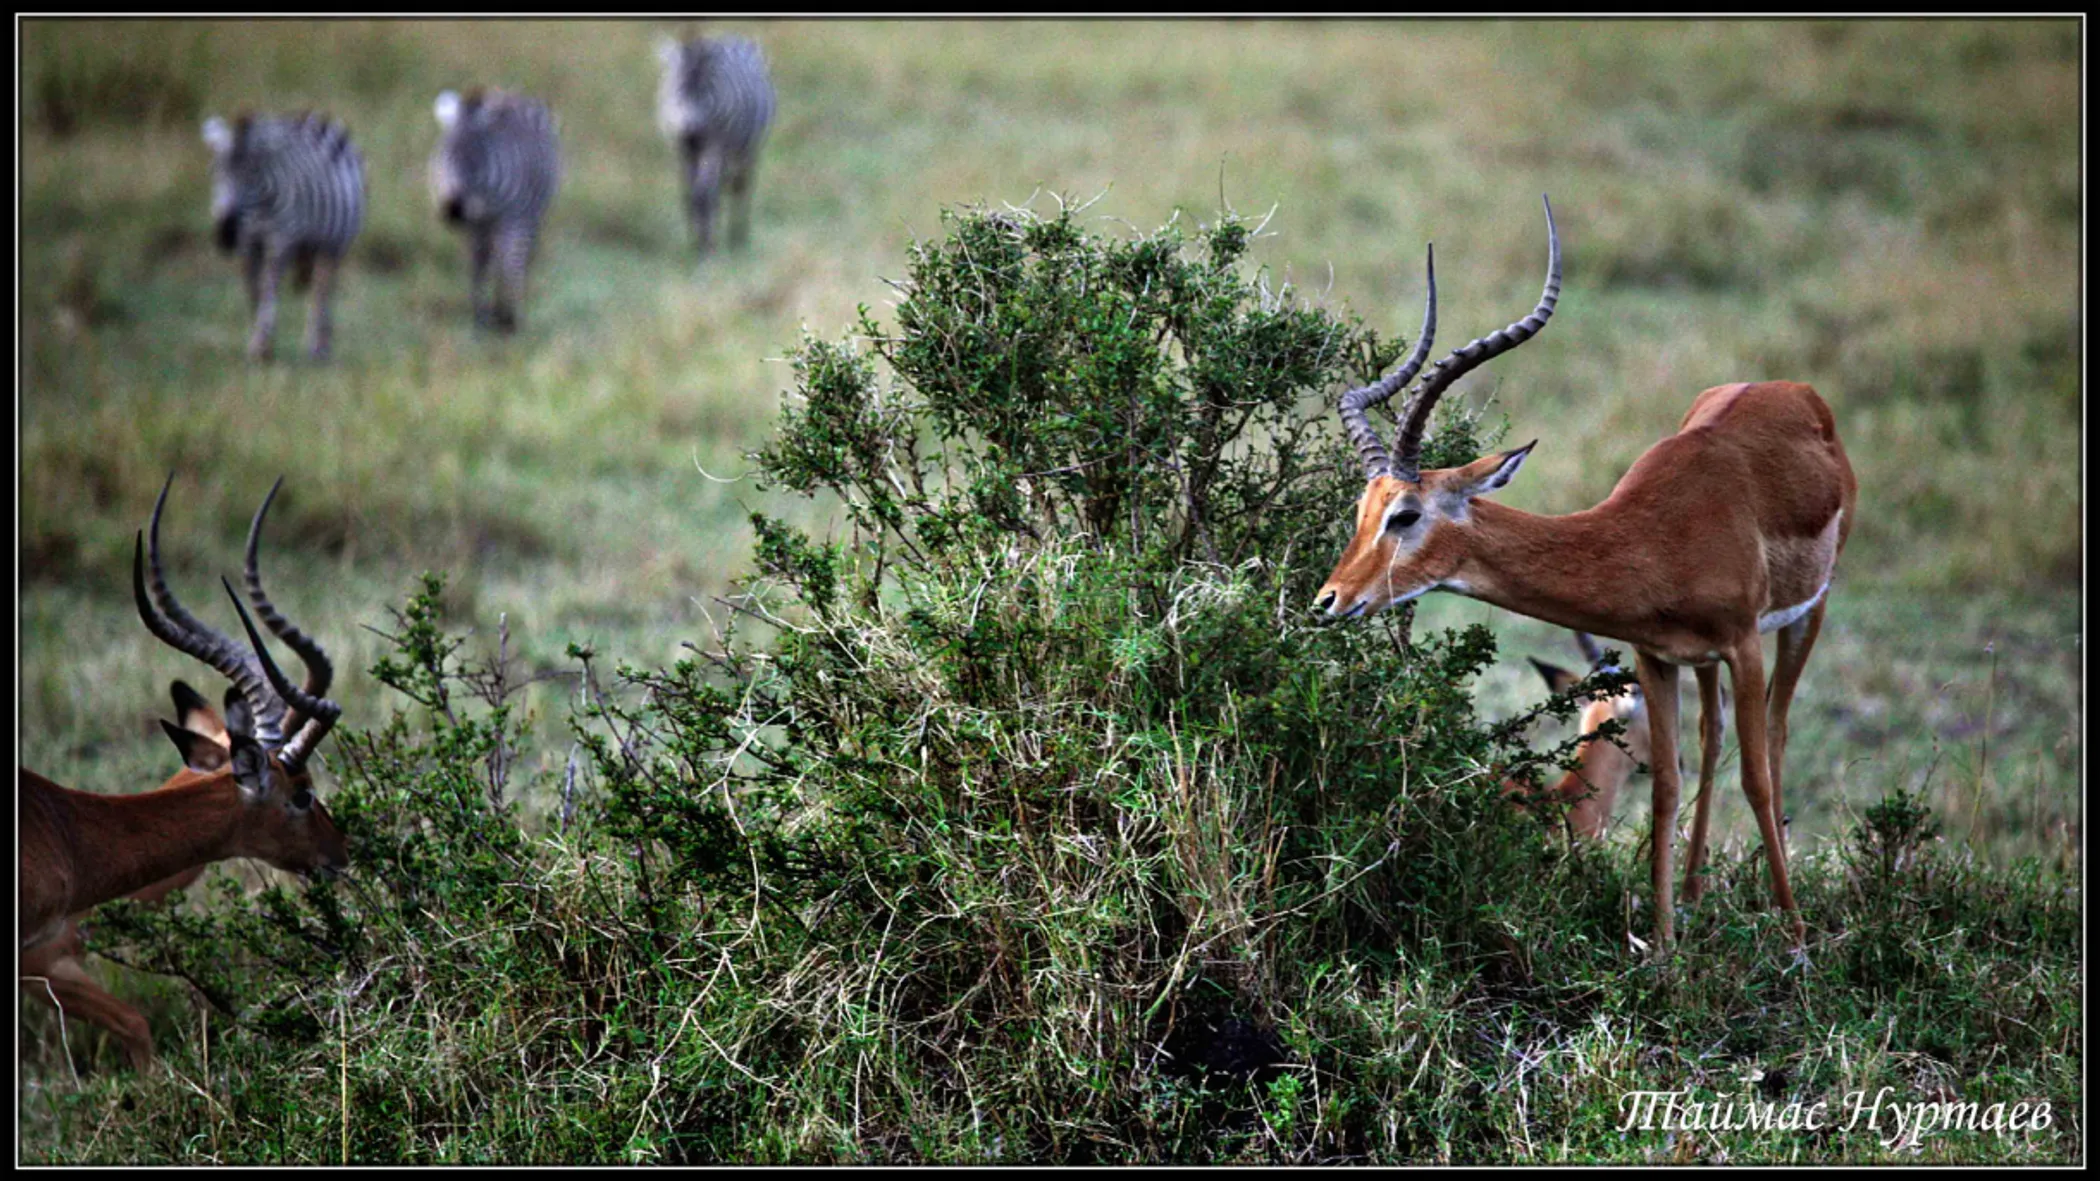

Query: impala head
left=1529, top=631, right=1650, bottom=767
left=135, top=475, right=349, bottom=880
left=1315, top=197, right=1560, bottom=620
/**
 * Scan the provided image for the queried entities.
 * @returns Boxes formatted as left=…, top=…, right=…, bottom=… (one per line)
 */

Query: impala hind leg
left=1635, top=652, right=1683, bottom=948
left=21, top=927, right=156, bottom=1071
left=1682, top=663, right=1725, bottom=902
left=1764, top=601, right=1828, bottom=853
left=1728, top=639, right=1806, bottom=948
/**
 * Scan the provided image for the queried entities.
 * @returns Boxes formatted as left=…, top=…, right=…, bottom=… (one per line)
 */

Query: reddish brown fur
left=18, top=695, right=338, bottom=1070
left=20, top=759, right=345, bottom=955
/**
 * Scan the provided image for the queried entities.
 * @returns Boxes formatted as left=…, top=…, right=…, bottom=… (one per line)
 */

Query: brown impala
left=19, top=477, right=348, bottom=1067
left=1316, top=198, right=1856, bottom=951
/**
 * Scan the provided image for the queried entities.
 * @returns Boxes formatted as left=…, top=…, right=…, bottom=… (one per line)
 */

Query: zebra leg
left=689, top=148, right=725, bottom=257
left=470, top=228, right=494, bottom=329
left=242, top=239, right=264, bottom=313
left=726, top=153, right=757, bottom=250
left=492, top=225, right=530, bottom=333
left=304, top=251, right=339, bottom=361
left=249, top=245, right=287, bottom=361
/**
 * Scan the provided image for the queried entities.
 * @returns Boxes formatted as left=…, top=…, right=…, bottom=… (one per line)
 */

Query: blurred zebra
left=430, top=88, right=562, bottom=332
left=656, top=33, right=775, bottom=255
left=201, top=111, right=365, bottom=361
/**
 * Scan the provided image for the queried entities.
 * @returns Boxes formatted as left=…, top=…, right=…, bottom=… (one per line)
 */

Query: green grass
left=17, top=17, right=2081, bottom=1163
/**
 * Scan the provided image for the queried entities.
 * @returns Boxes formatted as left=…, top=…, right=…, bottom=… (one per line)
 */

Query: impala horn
left=1337, top=245, right=1437, bottom=480
left=1388, top=195, right=1560, bottom=484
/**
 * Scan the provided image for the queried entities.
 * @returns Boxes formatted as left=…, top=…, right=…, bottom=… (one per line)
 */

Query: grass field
left=17, top=18, right=2083, bottom=1162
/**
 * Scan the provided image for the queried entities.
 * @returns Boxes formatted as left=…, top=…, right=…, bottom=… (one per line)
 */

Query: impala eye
left=1386, top=508, right=1422, bottom=533
left=291, top=787, right=314, bottom=811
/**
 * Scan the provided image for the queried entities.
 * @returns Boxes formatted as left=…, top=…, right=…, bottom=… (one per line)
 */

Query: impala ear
left=171, top=679, right=228, bottom=741
left=1449, top=441, right=1536, bottom=502
left=228, top=734, right=271, bottom=799
left=1528, top=657, right=1581, bottom=696
left=223, top=687, right=255, bottom=739
left=161, top=719, right=231, bottom=773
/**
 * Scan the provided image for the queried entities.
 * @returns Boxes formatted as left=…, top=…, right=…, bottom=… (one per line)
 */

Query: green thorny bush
left=572, top=199, right=1652, bottom=1160
left=61, top=202, right=2078, bottom=1165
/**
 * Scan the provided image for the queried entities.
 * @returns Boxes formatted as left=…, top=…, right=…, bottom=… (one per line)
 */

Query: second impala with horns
left=1316, top=197, right=1856, bottom=950
left=20, top=478, right=349, bottom=970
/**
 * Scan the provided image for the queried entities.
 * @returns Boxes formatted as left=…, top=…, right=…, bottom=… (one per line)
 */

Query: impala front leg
left=1635, top=651, right=1683, bottom=949
left=1728, top=638, right=1806, bottom=948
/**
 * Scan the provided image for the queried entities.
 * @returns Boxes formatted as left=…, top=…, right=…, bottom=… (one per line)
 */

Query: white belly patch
left=1759, top=579, right=1829, bottom=633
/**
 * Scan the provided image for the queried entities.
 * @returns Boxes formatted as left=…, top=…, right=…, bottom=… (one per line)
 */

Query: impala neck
left=57, top=776, right=247, bottom=908
left=1448, top=499, right=1658, bottom=639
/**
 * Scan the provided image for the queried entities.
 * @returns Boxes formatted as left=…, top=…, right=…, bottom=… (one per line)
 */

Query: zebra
left=656, top=33, right=775, bottom=256
left=430, top=88, right=562, bottom=332
left=201, top=111, right=365, bottom=361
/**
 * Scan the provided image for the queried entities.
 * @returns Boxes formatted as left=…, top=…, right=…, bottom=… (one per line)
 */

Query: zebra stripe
left=202, top=111, right=365, bottom=360
left=656, top=33, right=775, bottom=255
left=430, top=88, right=562, bottom=332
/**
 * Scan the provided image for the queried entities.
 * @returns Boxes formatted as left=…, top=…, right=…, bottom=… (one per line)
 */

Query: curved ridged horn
left=223, top=578, right=341, bottom=771
left=1391, top=195, right=1560, bottom=483
left=134, top=474, right=287, bottom=746
left=242, top=477, right=334, bottom=730
left=1336, top=244, right=1437, bottom=479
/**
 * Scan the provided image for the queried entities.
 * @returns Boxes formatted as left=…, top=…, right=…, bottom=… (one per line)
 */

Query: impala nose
left=1313, top=588, right=1337, bottom=615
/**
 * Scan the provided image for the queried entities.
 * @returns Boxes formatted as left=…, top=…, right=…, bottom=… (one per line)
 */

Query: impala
left=1317, top=198, right=1856, bottom=949
left=20, top=478, right=348, bottom=1065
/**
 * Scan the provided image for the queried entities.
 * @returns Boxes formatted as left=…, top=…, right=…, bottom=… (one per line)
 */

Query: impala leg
left=1682, top=663, right=1725, bottom=902
left=304, top=252, right=337, bottom=361
left=1635, top=651, right=1683, bottom=949
left=1765, top=600, right=1828, bottom=853
left=249, top=245, right=286, bottom=361
left=21, top=928, right=156, bottom=1071
left=1728, top=638, right=1806, bottom=947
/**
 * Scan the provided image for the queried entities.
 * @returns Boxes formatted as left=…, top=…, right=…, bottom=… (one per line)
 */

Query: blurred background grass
left=18, top=19, right=2080, bottom=878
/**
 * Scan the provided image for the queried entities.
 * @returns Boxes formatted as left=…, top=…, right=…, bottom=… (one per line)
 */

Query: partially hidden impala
left=1316, top=198, right=1856, bottom=951
left=19, top=477, right=348, bottom=1067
